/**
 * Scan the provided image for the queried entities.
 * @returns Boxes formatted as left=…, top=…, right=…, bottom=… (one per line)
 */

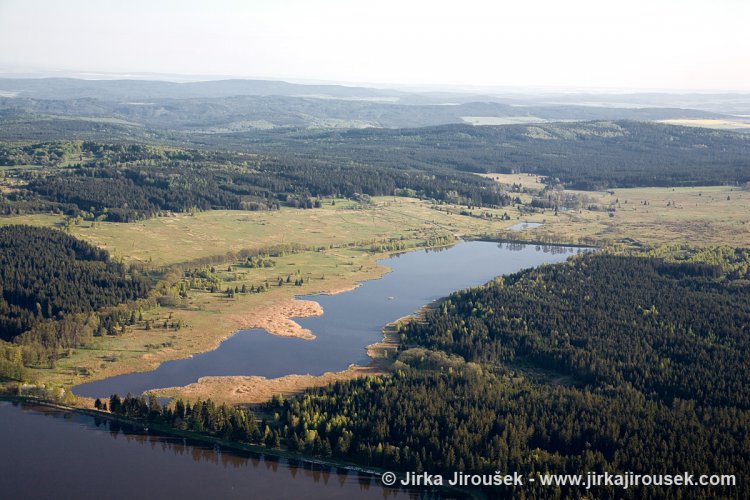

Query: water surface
left=74, top=241, right=584, bottom=398
left=0, top=401, right=440, bottom=500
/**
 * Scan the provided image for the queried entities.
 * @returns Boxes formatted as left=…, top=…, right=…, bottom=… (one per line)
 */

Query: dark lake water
left=0, top=401, right=444, bottom=500
left=74, top=241, right=584, bottom=398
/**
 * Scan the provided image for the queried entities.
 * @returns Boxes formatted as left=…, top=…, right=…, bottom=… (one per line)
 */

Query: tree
left=109, top=394, right=121, bottom=413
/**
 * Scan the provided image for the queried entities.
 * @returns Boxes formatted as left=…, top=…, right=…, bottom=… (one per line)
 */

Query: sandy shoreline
left=226, top=299, right=323, bottom=340
left=151, top=312, right=405, bottom=405
left=152, top=364, right=386, bottom=404
left=70, top=259, right=409, bottom=407
left=319, top=283, right=360, bottom=295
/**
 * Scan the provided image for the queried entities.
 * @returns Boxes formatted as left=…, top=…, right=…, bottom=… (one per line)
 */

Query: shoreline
left=227, top=299, right=324, bottom=340
left=64, top=243, right=449, bottom=404
left=0, top=395, right=478, bottom=499
left=49, top=247, right=401, bottom=399
left=151, top=304, right=407, bottom=404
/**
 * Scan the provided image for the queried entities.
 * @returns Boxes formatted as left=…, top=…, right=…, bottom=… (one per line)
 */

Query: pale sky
left=0, top=0, right=748, bottom=91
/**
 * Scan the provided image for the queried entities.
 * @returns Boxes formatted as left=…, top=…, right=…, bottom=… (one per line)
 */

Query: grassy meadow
left=484, top=175, right=750, bottom=247
left=2, top=182, right=748, bottom=402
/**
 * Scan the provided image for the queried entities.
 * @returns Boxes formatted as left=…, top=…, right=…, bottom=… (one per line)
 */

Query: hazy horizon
left=3, top=68, right=750, bottom=96
left=1, top=0, right=749, bottom=93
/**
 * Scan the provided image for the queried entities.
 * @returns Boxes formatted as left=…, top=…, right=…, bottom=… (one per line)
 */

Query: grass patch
left=480, top=176, right=750, bottom=247
left=4, top=188, right=748, bottom=400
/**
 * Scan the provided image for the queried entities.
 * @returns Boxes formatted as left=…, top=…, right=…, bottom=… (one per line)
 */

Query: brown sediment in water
left=226, top=299, right=323, bottom=340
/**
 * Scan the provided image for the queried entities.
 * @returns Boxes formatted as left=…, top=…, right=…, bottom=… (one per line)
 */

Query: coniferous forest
left=0, top=225, right=151, bottom=377
left=264, top=251, right=750, bottom=497
left=0, top=141, right=513, bottom=221
left=3, top=119, right=750, bottom=223
left=0, top=225, right=150, bottom=341
left=2, top=4, right=750, bottom=498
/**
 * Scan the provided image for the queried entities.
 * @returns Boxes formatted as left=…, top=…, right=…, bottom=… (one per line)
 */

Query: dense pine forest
left=265, top=251, right=750, bottom=497
left=1, top=141, right=512, bottom=221
left=230, top=121, right=750, bottom=190
left=407, top=251, right=750, bottom=409
left=2, top=120, right=749, bottom=223
left=0, top=226, right=151, bottom=372
left=0, top=225, right=150, bottom=341
left=104, top=393, right=263, bottom=444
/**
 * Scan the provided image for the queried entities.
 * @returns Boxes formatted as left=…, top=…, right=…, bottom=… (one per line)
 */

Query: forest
left=1, top=141, right=513, bottom=221
left=2, top=121, right=749, bottom=217
left=0, top=226, right=151, bottom=372
left=263, top=251, right=750, bottom=497
left=229, top=121, right=750, bottom=190
left=0, top=225, right=150, bottom=341
left=104, top=393, right=266, bottom=445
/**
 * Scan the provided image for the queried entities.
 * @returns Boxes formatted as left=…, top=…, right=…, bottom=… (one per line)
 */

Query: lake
left=0, top=400, right=446, bottom=499
left=74, top=241, right=584, bottom=398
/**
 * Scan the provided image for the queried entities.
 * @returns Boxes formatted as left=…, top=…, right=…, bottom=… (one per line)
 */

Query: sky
left=0, top=0, right=748, bottom=92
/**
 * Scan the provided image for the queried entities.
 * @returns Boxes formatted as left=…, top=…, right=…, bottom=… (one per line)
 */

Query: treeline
left=229, top=121, right=750, bottom=190
left=0, top=225, right=150, bottom=343
left=27, top=169, right=265, bottom=222
left=104, top=394, right=271, bottom=446
left=270, top=362, right=747, bottom=497
left=267, top=252, right=750, bottom=496
left=406, top=253, right=750, bottom=409
left=0, top=141, right=80, bottom=167
left=3, top=140, right=512, bottom=222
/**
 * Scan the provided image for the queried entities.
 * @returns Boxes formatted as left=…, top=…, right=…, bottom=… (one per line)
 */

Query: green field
left=484, top=175, right=750, bottom=247
left=54, top=197, right=522, bottom=266
left=2, top=183, right=748, bottom=403
left=0, top=197, right=511, bottom=396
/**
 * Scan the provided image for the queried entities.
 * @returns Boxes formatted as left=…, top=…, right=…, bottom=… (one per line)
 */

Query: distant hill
left=0, top=77, right=408, bottom=101
left=0, top=77, right=733, bottom=132
left=212, top=121, right=750, bottom=190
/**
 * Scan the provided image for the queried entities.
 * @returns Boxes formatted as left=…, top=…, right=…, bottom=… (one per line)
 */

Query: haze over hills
left=3, top=1, right=750, bottom=497
left=1, top=77, right=748, bottom=133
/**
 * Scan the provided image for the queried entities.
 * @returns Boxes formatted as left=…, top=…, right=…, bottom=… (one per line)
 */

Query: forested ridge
left=263, top=251, right=750, bottom=497
left=3, top=120, right=749, bottom=225
left=1, top=141, right=512, bottom=221
left=0, top=82, right=726, bottom=130
left=218, top=121, right=750, bottom=190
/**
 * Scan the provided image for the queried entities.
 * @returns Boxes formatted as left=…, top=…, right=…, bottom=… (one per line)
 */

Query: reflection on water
left=499, top=241, right=583, bottom=255
left=0, top=401, right=451, bottom=499
left=74, top=241, right=588, bottom=398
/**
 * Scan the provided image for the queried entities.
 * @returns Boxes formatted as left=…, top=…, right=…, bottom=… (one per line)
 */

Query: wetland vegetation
left=1, top=76, right=749, bottom=499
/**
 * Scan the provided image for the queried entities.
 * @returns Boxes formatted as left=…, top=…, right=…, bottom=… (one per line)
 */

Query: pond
left=74, top=241, right=585, bottom=398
